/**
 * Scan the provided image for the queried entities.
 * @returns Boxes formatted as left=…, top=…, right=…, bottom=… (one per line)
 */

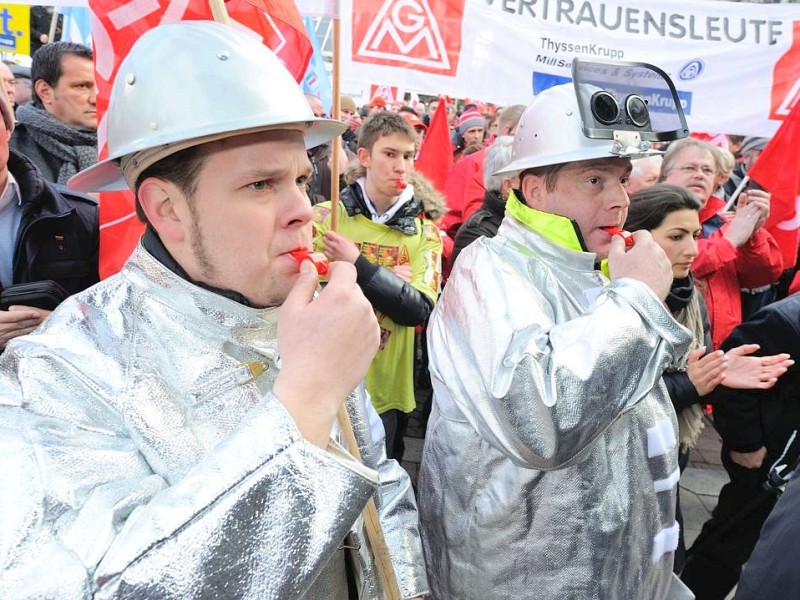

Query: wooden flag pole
left=337, top=404, right=403, bottom=600
left=329, top=15, right=402, bottom=600
left=48, top=8, right=60, bottom=43
left=207, top=0, right=231, bottom=25
left=330, top=18, right=342, bottom=233
left=204, top=6, right=399, bottom=596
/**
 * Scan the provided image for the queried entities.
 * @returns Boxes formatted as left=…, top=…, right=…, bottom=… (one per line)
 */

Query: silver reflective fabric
left=0, top=244, right=427, bottom=599
left=419, top=216, right=693, bottom=599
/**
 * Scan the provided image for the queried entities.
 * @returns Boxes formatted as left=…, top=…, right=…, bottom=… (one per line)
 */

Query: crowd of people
left=0, top=20, right=800, bottom=600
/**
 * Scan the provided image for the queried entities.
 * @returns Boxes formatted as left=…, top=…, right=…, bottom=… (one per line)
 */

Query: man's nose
left=285, top=185, right=313, bottom=227
left=607, top=183, right=630, bottom=209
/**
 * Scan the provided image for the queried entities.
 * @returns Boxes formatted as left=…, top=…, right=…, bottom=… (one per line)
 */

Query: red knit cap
left=458, top=108, right=485, bottom=134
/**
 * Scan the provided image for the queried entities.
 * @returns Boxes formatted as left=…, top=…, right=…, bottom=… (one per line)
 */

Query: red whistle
left=601, top=226, right=634, bottom=249
left=289, top=250, right=329, bottom=276
left=395, top=179, right=407, bottom=192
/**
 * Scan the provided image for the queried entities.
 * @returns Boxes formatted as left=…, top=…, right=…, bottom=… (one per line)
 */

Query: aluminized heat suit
left=0, top=244, right=428, bottom=599
left=419, top=213, right=694, bottom=599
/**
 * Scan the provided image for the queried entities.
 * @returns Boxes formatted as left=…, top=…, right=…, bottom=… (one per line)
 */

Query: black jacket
left=451, top=189, right=505, bottom=266
left=339, top=183, right=434, bottom=327
left=712, top=293, right=800, bottom=454
left=663, top=288, right=713, bottom=412
left=8, top=149, right=99, bottom=295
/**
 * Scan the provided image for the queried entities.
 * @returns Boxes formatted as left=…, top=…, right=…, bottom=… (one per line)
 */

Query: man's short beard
left=189, top=210, right=214, bottom=278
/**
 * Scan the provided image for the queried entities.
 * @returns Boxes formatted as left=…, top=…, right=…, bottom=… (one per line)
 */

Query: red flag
left=89, top=0, right=312, bottom=278
left=415, top=97, right=453, bottom=195
left=234, top=0, right=313, bottom=82
left=748, top=100, right=800, bottom=268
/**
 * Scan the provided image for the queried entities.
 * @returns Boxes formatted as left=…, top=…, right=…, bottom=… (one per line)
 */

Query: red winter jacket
left=692, top=195, right=783, bottom=350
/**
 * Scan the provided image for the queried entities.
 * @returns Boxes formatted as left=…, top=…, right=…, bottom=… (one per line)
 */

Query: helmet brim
left=494, top=147, right=662, bottom=178
left=70, top=117, right=347, bottom=193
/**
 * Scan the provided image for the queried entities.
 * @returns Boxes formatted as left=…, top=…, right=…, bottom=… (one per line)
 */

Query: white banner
left=5, top=0, right=799, bottom=136
left=296, top=0, right=339, bottom=19
left=1, top=0, right=342, bottom=11
left=341, top=0, right=800, bottom=137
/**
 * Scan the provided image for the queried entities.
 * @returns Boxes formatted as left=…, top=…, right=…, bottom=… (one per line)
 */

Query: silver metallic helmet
left=495, top=83, right=654, bottom=177
left=70, top=20, right=345, bottom=192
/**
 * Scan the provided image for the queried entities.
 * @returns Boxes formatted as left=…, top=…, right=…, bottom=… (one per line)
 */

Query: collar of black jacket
left=142, top=226, right=252, bottom=306
left=483, top=189, right=507, bottom=217
left=8, top=149, right=96, bottom=219
left=339, top=182, right=422, bottom=235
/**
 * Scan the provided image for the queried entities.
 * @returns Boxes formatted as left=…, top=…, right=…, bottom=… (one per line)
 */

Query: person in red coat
left=661, top=138, right=783, bottom=350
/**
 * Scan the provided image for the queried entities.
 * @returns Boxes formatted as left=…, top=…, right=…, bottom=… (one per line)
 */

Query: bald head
left=305, top=94, right=326, bottom=118
left=627, top=155, right=662, bottom=195
left=0, top=62, right=15, bottom=106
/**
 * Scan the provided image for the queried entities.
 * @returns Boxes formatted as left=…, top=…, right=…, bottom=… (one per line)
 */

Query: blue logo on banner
left=532, top=72, right=571, bottom=95
left=531, top=71, right=693, bottom=115
left=678, top=60, right=704, bottom=81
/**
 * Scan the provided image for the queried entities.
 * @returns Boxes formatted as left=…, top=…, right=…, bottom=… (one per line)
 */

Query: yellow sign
left=0, top=5, right=29, bottom=56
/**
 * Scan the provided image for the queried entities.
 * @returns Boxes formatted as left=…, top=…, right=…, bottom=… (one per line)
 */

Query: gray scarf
left=16, top=103, right=98, bottom=184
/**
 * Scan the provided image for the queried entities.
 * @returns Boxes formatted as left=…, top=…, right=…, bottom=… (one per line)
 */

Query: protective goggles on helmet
left=573, top=58, right=689, bottom=153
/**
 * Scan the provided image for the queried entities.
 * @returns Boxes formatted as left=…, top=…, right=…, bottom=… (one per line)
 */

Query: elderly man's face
left=169, top=129, right=315, bottom=308
left=306, top=95, right=326, bottom=118
left=662, top=146, right=716, bottom=207
left=626, top=156, right=662, bottom=195
left=13, top=77, right=31, bottom=105
left=522, top=157, right=632, bottom=259
left=0, top=63, right=15, bottom=105
left=38, top=54, right=97, bottom=129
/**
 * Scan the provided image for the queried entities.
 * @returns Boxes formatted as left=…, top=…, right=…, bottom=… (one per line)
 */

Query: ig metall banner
left=342, top=0, right=800, bottom=137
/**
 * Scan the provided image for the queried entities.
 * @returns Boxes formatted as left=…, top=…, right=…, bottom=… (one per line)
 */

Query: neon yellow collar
left=505, top=190, right=610, bottom=277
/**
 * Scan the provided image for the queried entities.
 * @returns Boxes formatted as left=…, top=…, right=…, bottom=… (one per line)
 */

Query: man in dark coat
left=451, top=135, right=515, bottom=265
left=0, top=83, right=98, bottom=348
left=10, top=42, right=97, bottom=185
left=682, top=292, right=800, bottom=598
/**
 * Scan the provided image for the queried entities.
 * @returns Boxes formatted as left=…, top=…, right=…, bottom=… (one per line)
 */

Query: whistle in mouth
left=602, top=226, right=634, bottom=249
left=289, top=250, right=329, bottom=276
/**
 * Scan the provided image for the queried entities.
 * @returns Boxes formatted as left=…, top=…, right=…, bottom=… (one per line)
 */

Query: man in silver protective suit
left=418, top=82, right=696, bottom=599
left=0, top=21, right=428, bottom=600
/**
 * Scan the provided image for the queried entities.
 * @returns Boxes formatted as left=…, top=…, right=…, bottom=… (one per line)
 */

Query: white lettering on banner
left=538, top=37, right=623, bottom=60
left=358, top=0, right=450, bottom=70
left=495, top=0, right=785, bottom=45
left=348, top=0, right=800, bottom=136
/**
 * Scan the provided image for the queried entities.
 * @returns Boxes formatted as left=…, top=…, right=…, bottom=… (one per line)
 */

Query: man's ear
left=357, top=147, right=370, bottom=169
left=33, top=79, right=52, bottom=106
left=520, top=173, right=544, bottom=209
left=500, top=177, right=515, bottom=200
left=137, top=178, right=188, bottom=243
